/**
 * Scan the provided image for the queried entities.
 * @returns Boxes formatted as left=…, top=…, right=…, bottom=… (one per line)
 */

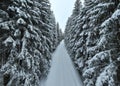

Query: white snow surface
left=41, top=40, right=83, bottom=86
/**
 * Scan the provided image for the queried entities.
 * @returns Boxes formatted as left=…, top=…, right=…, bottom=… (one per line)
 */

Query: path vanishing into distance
left=41, top=40, right=83, bottom=86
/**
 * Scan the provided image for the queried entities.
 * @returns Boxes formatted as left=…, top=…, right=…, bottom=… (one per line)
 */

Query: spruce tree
left=65, top=0, right=120, bottom=86
left=73, top=0, right=82, bottom=15
left=0, top=0, right=62, bottom=85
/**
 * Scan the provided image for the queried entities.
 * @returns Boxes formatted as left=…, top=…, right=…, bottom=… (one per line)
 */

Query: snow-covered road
left=43, top=40, right=83, bottom=86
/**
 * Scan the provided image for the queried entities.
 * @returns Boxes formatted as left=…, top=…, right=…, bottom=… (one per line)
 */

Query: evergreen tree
left=65, top=0, right=120, bottom=86
left=0, top=0, right=62, bottom=85
left=72, top=0, right=82, bottom=15
left=56, top=23, right=63, bottom=43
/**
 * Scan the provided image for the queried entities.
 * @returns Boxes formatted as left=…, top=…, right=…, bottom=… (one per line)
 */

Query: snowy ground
left=40, top=40, right=83, bottom=86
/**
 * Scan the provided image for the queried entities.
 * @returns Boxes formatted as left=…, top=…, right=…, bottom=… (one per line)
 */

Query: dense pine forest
left=0, top=0, right=62, bottom=86
left=65, top=0, right=120, bottom=86
left=0, top=0, right=120, bottom=86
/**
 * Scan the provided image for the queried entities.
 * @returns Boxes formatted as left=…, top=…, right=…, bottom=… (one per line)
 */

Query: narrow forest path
left=41, top=40, right=83, bottom=86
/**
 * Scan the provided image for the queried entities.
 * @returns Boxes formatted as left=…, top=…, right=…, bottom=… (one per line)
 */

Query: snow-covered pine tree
left=65, top=0, right=82, bottom=58
left=65, top=0, right=120, bottom=86
left=0, top=0, right=62, bottom=86
left=56, top=23, right=63, bottom=43
left=73, top=0, right=82, bottom=16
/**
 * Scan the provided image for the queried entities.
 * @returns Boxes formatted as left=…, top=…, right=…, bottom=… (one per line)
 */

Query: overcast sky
left=49, top=0, right=76, bottom=32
